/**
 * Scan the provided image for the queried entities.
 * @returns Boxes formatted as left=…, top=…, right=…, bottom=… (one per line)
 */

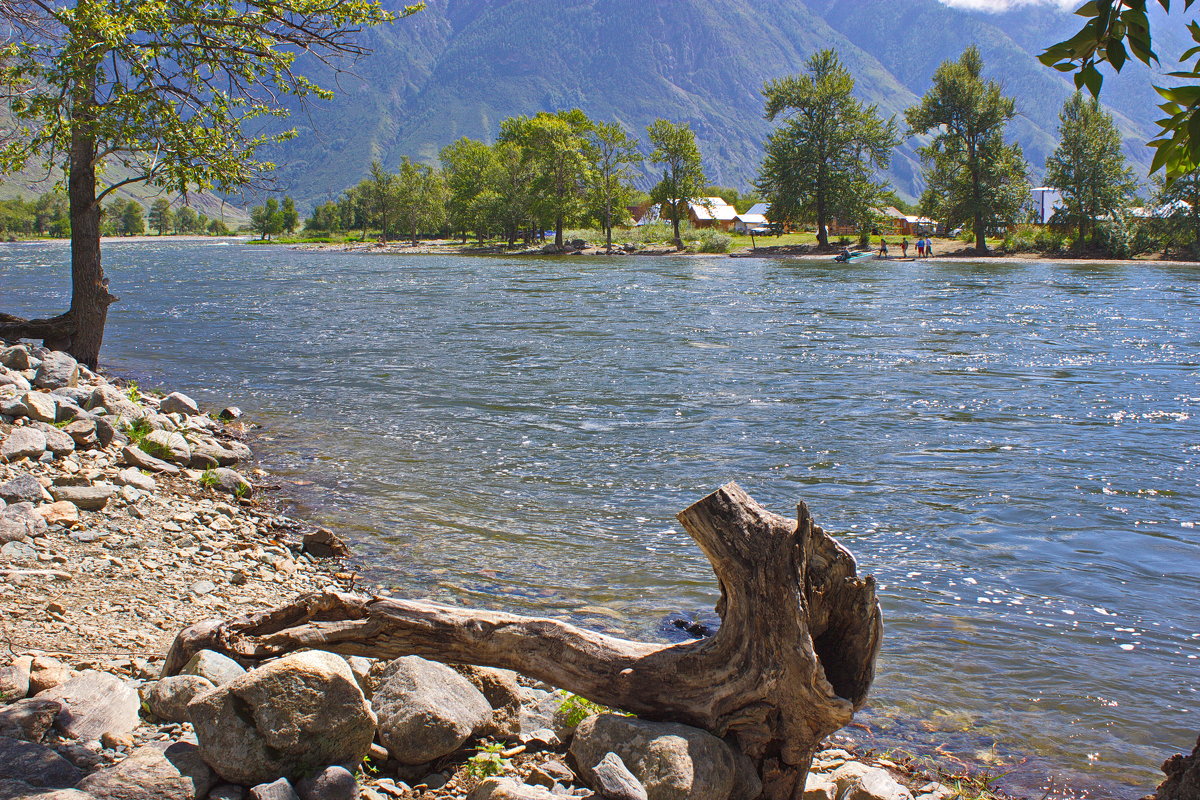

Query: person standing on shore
left=879, top=238, right=888, bottom=258
left=925, top=237, right=933, bottom=257
left=901, top=237, right=909, bottom=258
left=917, top=236, right=926, bottom=257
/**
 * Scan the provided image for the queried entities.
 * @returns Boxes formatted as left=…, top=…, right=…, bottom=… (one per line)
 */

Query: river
left=2, top=240, right=1197, bottom=798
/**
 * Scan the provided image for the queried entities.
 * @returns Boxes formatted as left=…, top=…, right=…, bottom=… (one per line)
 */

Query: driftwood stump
left=164, top=482, right=881, bottom=799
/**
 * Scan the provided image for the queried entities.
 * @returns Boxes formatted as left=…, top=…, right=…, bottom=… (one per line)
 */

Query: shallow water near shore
left=3, top=241, right=1198, bottom=797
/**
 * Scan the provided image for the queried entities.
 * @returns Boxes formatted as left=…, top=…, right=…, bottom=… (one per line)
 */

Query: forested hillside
left=263, top=0, right=1186, bottom=207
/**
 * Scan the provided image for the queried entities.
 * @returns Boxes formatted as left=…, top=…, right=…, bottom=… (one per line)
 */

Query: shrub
left=695, top=229, right=731, bottom=253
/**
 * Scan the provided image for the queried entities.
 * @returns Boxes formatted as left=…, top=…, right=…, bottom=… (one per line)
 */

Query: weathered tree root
left=164, top=482, right=882, bottom=800
left=0, top=311, right=75, bottom=351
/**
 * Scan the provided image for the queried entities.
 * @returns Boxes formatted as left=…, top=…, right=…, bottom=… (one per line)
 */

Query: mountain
left=256, top=0, right=1189, bottom=208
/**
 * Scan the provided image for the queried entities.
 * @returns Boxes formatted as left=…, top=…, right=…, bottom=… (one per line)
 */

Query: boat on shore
left=834, top=250, right=876, bottom=263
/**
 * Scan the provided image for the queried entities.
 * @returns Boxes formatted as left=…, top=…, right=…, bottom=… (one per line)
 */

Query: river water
left=3, top=240, right=1198, bottom=797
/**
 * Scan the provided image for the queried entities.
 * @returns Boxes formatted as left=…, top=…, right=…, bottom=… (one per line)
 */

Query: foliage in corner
left=1039, top=0, right=1200, bottom=178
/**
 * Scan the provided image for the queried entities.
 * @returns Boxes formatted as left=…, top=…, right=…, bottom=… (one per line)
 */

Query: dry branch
left=164, top=482, right=882, bottom=800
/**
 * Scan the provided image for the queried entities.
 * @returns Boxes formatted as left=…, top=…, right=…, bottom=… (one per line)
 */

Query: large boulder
left=0, top=735, right=82, bottom=788
left=828, top=762, right=913, bottom=800
left=469, top=778, right=558, bottom=800
left=1, top=502, right=48, bottom=542
left=373, top=656, right=492, bottom=765
left=569, top=715, right=761, bottom=800
left=142, top=675, right=214, bottom=722
left=76, top=741, right=216, bottom=800
left=159, top=392, right=201, bottom=417
left=1, top=428, right=46, bottom=463
left=121, top=445, right=179, bottom=474
left=0, top=698, right=61, bottom=742
left=143, top=430, right=191, bottom=465
left=188, top=650, right=376, bottom=786
left=63, top=419, right=98, bottom=449
left=20, top=393, right=58, bottom=424
left=48, top=484, right=117, bottom=512
left=211, top=468, right=252, bottom=498
left=1155, top=735, right=1200, bottom=800
left=0, top=373, right=31, bottom=393
left=36, top=671, right=140, bottom=742
left=0, top=347, right=34, bottom=371
left=86, top=386, right=143, bottom=420
left=0, top=475, right=45, bottom=505
left=31, top=353, right=79, bottom=391
left=178, top=650, right=245, bottom=686
left=29, top=423, right=74, bottom=458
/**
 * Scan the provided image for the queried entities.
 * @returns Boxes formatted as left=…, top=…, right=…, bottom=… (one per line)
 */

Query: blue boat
left=833, top=250, right=876, bottom=263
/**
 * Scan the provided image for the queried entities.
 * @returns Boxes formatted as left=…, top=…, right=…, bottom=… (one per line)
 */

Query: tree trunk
left=0, top=67, right=114, bottom=367
left=672, top=204, right=683, bottom=250
left=555, top=215, right=564, bottom=248
left=67, top=140, right=114, bottom=369
left=164, top=483, right=881, bottom=800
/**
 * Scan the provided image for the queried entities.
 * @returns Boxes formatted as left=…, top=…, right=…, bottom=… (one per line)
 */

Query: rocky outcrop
left=188, top=651, right=376, bottom=786
left=1155, top=736, right=1200, bottom=800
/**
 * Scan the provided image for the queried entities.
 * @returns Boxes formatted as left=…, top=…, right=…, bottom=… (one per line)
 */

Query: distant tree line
left=303, top=111, right=733, bottom=251
left=301, top=45, right=1200, bottom=259
left=0, top=190, right=233, bottom=239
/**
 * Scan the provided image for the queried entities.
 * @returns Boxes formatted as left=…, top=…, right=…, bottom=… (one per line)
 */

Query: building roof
left=746, top=202, right=771, bottom=217
left=690, top=197, right=738, bottom=221
left=735, top=213, right=768, bottom=224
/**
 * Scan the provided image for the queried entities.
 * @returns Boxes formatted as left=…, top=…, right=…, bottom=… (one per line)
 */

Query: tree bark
left=164, top=483, right=881, bottom=800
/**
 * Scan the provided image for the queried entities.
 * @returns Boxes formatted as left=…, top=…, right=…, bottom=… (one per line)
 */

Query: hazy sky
left=938, top=0, right=1077, bottom=10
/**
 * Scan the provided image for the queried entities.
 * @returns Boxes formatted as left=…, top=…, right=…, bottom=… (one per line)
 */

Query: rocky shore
left=1, top=340, right=1192, bottom=800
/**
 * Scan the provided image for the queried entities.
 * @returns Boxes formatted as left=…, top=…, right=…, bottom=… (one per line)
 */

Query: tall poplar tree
left=906, top=46, right=1029, bottom=253
left=588, top=122, right=642, bottom=252
left=0, top=0, right=419, bottom=368
left=647, top=119, right=706, bottom=250
left=757, top=49, right=899, bottom=248
left=1045, top=92, right=1136, bottom=244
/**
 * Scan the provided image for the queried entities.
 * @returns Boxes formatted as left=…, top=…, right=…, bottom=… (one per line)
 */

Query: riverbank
left=0, top=340, right=986, bottom=800
left=290, top=237, right=1200, bottom=266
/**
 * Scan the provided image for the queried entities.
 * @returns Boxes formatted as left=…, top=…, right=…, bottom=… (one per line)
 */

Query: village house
left=734, top=202, right=771, bottom=233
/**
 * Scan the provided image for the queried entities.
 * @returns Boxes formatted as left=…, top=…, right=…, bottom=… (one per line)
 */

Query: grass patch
left=463, top=741, right=512, bottom=780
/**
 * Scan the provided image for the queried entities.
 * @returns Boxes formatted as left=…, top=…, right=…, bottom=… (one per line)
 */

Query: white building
left=1032, top=187, right=1064, bottom=224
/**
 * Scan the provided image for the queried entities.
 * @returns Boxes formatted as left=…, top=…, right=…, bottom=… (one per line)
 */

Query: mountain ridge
left=244, top=0, right=1191, bottom=208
